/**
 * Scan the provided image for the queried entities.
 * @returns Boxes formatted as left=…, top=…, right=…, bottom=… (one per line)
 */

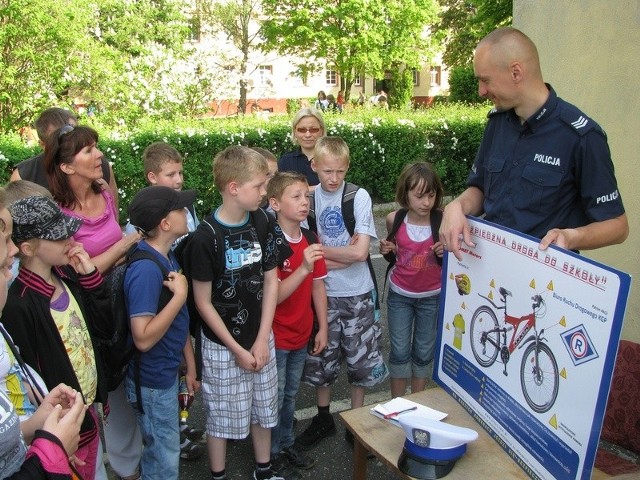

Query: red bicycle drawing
left=470, top=287, right=559, bottom=413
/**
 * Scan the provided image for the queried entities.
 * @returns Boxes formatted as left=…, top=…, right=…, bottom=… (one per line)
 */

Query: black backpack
left=298, top=227, right=321, bottom=352
left=381, top=208, right=443, bottom=299
left=178, top=208, right=279, bottom=379
left=307, top=182, right=381, bottom=313
left=103, top=247, right=171, bottom=393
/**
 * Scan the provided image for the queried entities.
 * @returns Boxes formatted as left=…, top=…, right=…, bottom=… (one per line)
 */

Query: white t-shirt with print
left=314, top=183, right=377, bottom=297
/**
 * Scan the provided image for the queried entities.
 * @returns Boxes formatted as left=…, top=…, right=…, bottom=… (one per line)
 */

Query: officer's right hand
left=440, top=201, right=475, bottom=261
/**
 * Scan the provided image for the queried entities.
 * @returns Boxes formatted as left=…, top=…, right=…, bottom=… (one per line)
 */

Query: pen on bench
left=383, top=406, right=418, bottom=419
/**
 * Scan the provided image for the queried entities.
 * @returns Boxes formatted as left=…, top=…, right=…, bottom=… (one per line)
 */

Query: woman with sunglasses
left=44, top=125, right=143, bottom=480
left=44, top=125, right=140, bottom=276
left=278, top=107, right=326, bottom=190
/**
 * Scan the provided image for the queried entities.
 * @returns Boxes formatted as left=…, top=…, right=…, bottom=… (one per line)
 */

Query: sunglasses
left=296, top=127, right=321, bottom=134
left=57, top=124, right=75, bottom=139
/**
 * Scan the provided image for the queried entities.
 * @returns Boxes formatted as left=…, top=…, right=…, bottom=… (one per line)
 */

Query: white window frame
left=325, top=69, right=338, bottom=86
left=258, top=65, right=273, bottom=86
left=430, top=66, right=442, bottom=86
left=412, top=70, right=420, bottom=87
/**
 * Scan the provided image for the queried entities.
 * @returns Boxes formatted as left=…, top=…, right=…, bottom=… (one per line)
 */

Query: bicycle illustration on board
left=470, top=287, right=559, bottom=413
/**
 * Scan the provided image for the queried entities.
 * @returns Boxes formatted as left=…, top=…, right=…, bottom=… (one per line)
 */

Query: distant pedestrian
left=336, top=91, right=345, bottom=113
left=314, top=91, right=328, bottom=112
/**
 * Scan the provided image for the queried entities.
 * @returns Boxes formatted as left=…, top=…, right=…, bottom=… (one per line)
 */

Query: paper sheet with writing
left=370, top=397, right=447, bottom=427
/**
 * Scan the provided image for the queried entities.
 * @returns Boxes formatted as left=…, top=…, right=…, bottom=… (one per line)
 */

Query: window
left=430, top=66, right=442, bottom=86
left=258, top=65, right=273, bottom=86
left=325, top=69, right=338, bottom=86
left=412, top=70, right=420, bottom=87
left=354, top=74, right=361, bottom=86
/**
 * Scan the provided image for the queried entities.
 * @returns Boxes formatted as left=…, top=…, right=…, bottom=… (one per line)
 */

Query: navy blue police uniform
left=278, top=149, right=319, bottom=186
left=467, top=85, right=625, bottom=239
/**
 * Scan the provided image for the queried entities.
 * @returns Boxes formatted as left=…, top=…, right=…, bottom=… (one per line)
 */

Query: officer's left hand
left=539, top=228, right=575, bottom=251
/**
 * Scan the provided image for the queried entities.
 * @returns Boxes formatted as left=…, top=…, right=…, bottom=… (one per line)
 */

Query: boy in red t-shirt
left=267, top=172, right=328, bottom=477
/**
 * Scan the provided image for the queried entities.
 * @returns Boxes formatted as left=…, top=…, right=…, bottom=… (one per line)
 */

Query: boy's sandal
left=180, top=441, right=204, bottom=460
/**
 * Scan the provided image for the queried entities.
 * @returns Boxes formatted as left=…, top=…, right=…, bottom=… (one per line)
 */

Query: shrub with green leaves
left=0, top=105, right=488, bottom=222
left=449, top=66, right=487, bottom=104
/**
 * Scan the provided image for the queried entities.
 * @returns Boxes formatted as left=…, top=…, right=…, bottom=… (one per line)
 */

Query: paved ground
left=108, top=203, right=421, bottom=479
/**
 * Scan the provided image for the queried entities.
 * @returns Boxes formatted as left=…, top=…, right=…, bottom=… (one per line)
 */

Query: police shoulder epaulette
left=560, top=104, right=601, bottom=137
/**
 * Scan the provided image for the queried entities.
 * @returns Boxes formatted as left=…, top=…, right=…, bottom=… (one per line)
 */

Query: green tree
left=193, top=0, right=275, bottom=115
left=93, top=0, right=188, bottom=56
left=82, top=0, right=192, bottom=124
left=0, top=0, right=191, bottom=133
left=261, top=0, right=439, bottom=104
left=388, top=69, right=414, bottom=109
left=448, top=65, right=484, bottom=103
left=0, top=0, right=92, bottom=132
left=383, top=0, right=440, bottom=109
left=435, top=0, right=512, bottom=68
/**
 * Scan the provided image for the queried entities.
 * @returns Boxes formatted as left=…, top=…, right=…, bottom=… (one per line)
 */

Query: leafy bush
left=0, top=105, right=488, bottom=222
left=449, top=66, right=487, bottom=104
left=388, top=68, right=414, bottom=110
left=286, top=98, right=301, bottom=114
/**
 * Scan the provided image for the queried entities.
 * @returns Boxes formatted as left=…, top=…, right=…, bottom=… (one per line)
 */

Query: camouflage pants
left=302, top=292, right=388, bottom=388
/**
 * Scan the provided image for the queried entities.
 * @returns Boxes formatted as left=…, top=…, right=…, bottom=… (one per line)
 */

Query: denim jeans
left=124, top=376, right=179, bottom=480
left=387, top=290, right=440, bottom=379
left=271, top=347, right=308, bottom=455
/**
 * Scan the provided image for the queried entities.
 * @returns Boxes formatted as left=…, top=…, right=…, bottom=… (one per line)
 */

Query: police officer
left=440, top=27, right=628, bottom=259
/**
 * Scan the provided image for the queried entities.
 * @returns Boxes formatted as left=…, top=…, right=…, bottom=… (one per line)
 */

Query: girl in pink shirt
left=379, top=163, right=445, bottom=398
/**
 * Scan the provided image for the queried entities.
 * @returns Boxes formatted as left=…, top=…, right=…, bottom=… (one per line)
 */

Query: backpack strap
left=127, top=249, right=171, bottom=277
left=251, top=208, right=271, bottom=250
left=341, top=182, right=360, bottom=236
left=307, top=182, right=380, bottom=312
left=186, top=216, right=217, bottom=381
left=430, top=208, right=443, bottom=267
left=340, top=182, right=380, bottom=312
left=300, top=227, right=317, bottom=246
left=300, top=226, right=320, bottom=348
left=307, top=190, right=317, bottom=234
left=383, top=208, right=408, bottom=264
left=381, top=209, right=408, bottom=301
left=187, top=204, right=197, bottom=221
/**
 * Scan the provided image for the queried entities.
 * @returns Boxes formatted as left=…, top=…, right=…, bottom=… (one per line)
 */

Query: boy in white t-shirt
left=295, top=137, right=388, bottom=450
